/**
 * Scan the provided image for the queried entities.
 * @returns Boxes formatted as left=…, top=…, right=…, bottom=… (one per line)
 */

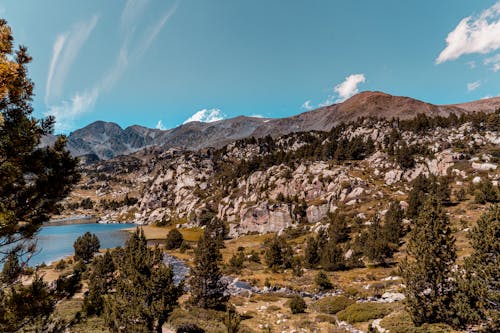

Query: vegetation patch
left=312, top=295, right=355, bottom=314
left=336, top=302, right=395, bottom=323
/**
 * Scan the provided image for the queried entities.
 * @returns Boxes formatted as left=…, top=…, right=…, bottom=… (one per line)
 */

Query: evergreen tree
left=204, top=218, right=228, bottom=249
left=73, top=232, right=100, bottom=263
left=315, top=271, right=333, bottom=291
left=83, top=251, right=115, bottom=316
left=0, top=253, right=21, bottom=284
left=383, top=201, right=404, bottom=246
left=304, top=236, right=319, bottom=268
left=264, top=235, right=293, bottom=270
left=189, top=230, right=228, bottom=309
left=320, top=239, right=345, bottom=271
left=453, top=204, right=500, bottom=328
left=363, top=214, right=394, bottom=265
left=165, top=228, right=184, bottom=250
left=104, top=229, right=183, bottom=332
left=399, top=196, right=456, bottom=326
left=326, top=212, right=350, bottom=244
left=0, top=19, right=79, bottom=331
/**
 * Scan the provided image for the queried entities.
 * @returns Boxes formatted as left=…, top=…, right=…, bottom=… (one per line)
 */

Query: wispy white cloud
left=139, top=3, right=178, bottom=56
left=45, top=15, right=98, bottom=104
left=250, top=114, right=264, bottom=118
left=121, top=0, right=150, bottom=32
left=467, top=80, right=481, bottom=91
left=46, top=2, right=177, bottom=132
left=466, top=60, right=476, bottom=69
left=436, top=2, right=500, bottom=64
left=183, top=108, right=225, bottom=124
left=327, top=73, right=366, bottom=104
left=45, top=33, right=68, bottom=104
left=155, top=120, right=166, bottom=130
left=46, top=89, right=99, bottom=132
left=484, top=53, right=500, bottom=71
left=301, top=100, right=313, bottom=110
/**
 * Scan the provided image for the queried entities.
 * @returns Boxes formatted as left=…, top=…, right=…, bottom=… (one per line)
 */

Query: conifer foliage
left=103, top=229, right=183, bottom=333
left=399, top=196, right=456, bottom=326
left=73, top=232, right=100, bottom=263
left=0, top=19, right=79, bottom=332
left=189, top=223, right=228, bottom=309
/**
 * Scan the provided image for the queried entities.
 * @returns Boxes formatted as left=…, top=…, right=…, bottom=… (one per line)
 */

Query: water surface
left=29, top=223, right=135, bottom=266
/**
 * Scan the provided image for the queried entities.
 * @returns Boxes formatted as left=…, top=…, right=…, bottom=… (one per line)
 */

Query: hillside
left=51, top=91, right=500, bottom=160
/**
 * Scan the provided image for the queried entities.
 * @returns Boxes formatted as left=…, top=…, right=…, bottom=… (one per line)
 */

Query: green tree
left=452, top=204, right=500, bottom=328
left=315, top=271, right=333, bottom=291
left=83, top=252, right=115, bottom=315
left=73, top=232, right=101, bottom=263
left=383, top=201, right=404, bottom=246
left=304, top=236, right=319, bottom=268
left=104, top=229, right=183, bottom=332
left=320, top=240, right=345, bottom=271
left=399, top=196, right=456, bottom=326
left=289, top=295, right=307, bottom=314
left=0, top=19, right=79, bottom=332
left=363, top=214, right=394, bottom=265
left=264, top=235, right=293, bottom=271
left=165, top=228, right=184, bottom=250
left=189, top=229, right=228, bottom=309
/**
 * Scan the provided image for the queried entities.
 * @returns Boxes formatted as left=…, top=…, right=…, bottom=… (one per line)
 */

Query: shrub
left=337, top=302, right=394, bottom=323
left=55, top=259, right=66, bottom=271
left=166, top=228, right=184, bottom=250
left=289, top=295, right=307, bottom=314
left=315, top=271, right=333, bottom=291
left=313, top=296, right=354, bottom=314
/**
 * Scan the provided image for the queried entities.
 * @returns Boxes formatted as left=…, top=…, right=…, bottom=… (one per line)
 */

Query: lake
left=28, top=223, right=136, bottom=266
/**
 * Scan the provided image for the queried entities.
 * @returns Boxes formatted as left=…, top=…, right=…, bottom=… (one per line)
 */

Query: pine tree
left=304, top=236, right=319, bottom=268
left=0, top=19, right=79, bottom=332
left=399, top=196, right=456, bottom=326
left=83, top=251, right=116, bottom=316
left=189, top=230, right=228, bottom=309
left=264, top=235, right=293, bottom=270
left=383, top=201, right=404, bottom=246
left=165, top=228, right=184, bottom=250
left=104, top=229, right=183, bottom=332
left=363, top=214, right=394, bottom=265
left=453, top=204, right=500, bottom=328
left=321, top=239, right=345, bottom=271
left=73, top=232, right=100, bottom=263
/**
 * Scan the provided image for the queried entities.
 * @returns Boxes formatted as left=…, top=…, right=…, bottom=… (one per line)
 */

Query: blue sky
left=2, top=0, right=500, bottom=133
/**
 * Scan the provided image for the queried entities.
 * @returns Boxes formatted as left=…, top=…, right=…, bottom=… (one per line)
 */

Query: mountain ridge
left=49, top=91, right=500, bottom=160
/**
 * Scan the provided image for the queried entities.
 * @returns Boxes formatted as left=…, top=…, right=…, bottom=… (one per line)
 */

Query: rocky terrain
left=43, top=91, right=500, bottom=161
left=60, top=104, right=500, bottom=238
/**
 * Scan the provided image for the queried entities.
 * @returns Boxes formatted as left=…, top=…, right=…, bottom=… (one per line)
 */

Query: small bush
left=381, top=310, right=455, bottom=333
left=315, top=271, right=333, bottom=291
left=337, top=302, right=394, bottom=323
left=55, top=259, right=67, bottom=271
left=166, top=228, right=184, bottom=250
left=289, top=295, right=307, bottom=314
left=313, top=296, right=355, bottom=314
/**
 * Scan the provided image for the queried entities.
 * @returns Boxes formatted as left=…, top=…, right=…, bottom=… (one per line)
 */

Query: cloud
left=183, top=108, right=225, bottom=124
left=301, top=100, right=314, bottom=110
left=484, top=53, right=500, bottom=71
left=467, top=80, right=481, bottom=91
left=121, top=0, right=149, bottom=32
left=140, top=3, right=178, bottom=56
left=45, top=89, right=98, bottom=132
left=46, top=2, right=177, bottom=132
left=333, top=73, right=366, bottom=103
left=466, top=60, right=476, bottom=69
left=45, top=15, right=99, bottom=104
left=436, top=2, right=500, bottom=64
left=155, top=120, right=166, bottom=130
left=250, top=114, right=264, bottom=118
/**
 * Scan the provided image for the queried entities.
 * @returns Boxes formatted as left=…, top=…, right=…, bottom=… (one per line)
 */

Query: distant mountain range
left=42, top=91, right=500, bottom=161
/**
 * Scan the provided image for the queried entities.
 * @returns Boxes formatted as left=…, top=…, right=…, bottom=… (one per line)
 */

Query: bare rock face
left=232, top=203, right=294, bottom=236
